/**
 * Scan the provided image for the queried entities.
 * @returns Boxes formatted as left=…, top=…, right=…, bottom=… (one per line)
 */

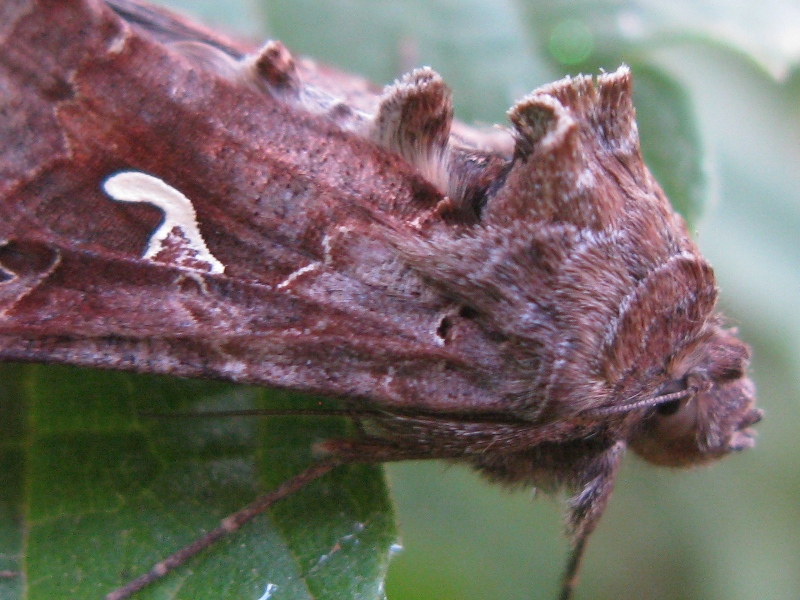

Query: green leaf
left=0, top=364, right=396, bottom=600
left=0, top=366, right=25, bottom=600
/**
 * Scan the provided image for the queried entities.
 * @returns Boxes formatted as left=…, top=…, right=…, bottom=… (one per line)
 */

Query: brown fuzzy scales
left=0, top=1, right=761, bottom=598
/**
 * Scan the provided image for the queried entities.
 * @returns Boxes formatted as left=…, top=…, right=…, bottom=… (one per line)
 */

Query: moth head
left=629, top=326, right=762, bottom=467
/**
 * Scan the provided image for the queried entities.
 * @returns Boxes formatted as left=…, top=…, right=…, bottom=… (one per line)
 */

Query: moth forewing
left=0, top=1, right=761, bottom=599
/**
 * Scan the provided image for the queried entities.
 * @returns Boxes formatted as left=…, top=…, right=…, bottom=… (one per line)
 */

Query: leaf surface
left=0, top=365, right=395, bottom=600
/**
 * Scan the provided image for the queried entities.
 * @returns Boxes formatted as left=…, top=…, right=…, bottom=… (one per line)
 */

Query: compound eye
left=656, top=397, right=683, bottom=416
left=653, top=377, right=694, bottom=417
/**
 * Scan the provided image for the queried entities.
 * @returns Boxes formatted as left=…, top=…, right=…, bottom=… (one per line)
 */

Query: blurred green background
left=3, top=1, right=799, bottom=599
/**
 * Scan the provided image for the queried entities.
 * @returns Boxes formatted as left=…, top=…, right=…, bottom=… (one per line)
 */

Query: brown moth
left=0, top=0, right=762, bottom=599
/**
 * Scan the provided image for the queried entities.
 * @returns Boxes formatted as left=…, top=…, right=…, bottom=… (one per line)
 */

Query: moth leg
left=560, top=534, right=588, bottom=600
left=560, top=440, right=626, bottom=600
left=104, top=458, right=341, bottom=600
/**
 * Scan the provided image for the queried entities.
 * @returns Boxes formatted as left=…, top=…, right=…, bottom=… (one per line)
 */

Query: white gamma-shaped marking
left=103, top=171, right=225, bottom=274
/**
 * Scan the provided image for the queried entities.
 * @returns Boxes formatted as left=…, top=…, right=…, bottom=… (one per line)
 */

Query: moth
left=0, top=1, right=762, bottom=599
